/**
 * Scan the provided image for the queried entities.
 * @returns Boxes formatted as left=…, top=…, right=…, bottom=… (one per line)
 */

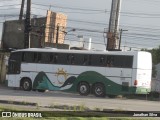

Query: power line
left=31, top=13, right=160, bottom=32
left=32, top=3, right=105, bottom=12
left=0, top=8, right=20, bottom=10
left=124, top=32, right=160, bottom=38
left=0, top=4, right=21, bottom=7
left=0, top=1, right=160, bottom=49
left=31, top=23, right=160, bottom=45
left=124, top=0, right=160, bottom=4
left=122, top=41, right=157, bottom=47
left=33, top=24, right=105, bottom=34
left=1, top=15, right=160, bottom=42
left=32, top=7, right=105, bottom=15
left=32, top=2, right=160, bottom=17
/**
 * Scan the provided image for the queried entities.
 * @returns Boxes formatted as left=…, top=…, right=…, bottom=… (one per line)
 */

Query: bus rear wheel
left=93, top=83, right=105, bottom=97
left=21, top=78, right=32, bottom=91
left=78, top=82, right=90, bottom=96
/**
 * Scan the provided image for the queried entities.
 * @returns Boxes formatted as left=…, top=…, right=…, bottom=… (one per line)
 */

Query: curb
left=0, top=100, right=37, bottom=106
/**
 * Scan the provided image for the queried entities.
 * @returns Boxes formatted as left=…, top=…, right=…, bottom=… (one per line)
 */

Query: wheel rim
left=95, top=86, right=103, bottom=95
left=23, top=81, right=29, bottom=90
left=80, top=85, right=87, bottom=94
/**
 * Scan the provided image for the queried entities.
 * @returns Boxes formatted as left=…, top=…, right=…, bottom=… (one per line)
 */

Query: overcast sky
left=0, top=0, right=160, bottom=50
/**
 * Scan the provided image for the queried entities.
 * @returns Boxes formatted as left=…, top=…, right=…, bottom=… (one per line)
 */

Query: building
left=1, top=10, right=67, bottom=49
left=45, top=10, right=67, bottom=44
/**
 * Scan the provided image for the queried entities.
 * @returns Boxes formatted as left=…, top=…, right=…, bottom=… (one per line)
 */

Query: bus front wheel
left=78, top=82, right=90, bottom=96
left=93, top=83, right=105, bottom=97
left=21, top=78, right=32, bottom=91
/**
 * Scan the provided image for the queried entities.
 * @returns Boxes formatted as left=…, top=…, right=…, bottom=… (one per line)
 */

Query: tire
left=78, top=82, right=90, bottom=96
left=93, top=83, right=106, bottom=97
left=21, top=78, right=32, bottom=91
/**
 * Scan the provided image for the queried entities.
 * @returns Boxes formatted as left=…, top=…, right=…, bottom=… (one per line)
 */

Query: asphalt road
left=0, top=85, right=160, bottom=111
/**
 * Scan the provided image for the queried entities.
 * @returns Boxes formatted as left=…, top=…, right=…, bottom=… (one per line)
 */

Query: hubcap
left=23, top=81, right=29, bottom=90
left=80, top=85, right=87, bottom=93
left=95, top=87, right=102, bottom=95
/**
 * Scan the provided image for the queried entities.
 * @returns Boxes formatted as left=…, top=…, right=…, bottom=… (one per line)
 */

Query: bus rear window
left=106, top=55, right=133, bottom=68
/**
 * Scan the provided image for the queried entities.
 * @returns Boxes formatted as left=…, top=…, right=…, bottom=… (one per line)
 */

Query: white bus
left=6, top=48, right=152, bottom=97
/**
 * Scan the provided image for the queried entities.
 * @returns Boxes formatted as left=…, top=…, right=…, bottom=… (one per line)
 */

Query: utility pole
left=107, top=0, right=122, bottom=50
left=19, top=0, right=25, bottom=20
left=56, top=24, right=59, bottom=48
left=24, top=0, right=31, bottom=48
left=119, top=29, right=128, bottom=49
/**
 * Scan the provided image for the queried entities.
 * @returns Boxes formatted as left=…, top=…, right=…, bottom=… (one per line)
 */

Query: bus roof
left=12, top=48, right=149, bottom=56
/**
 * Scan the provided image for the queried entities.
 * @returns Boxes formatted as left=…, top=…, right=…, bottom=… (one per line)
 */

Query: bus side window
left=71, top=54, right=75, bottom=64
left=74, top=54, right=84, bottom=65
left=49, top=54, right=54, bottom=63
left=54, top=54, right=58, bottom=64
left=88, top=55, right=91, bottom=65
left=41, top=53, right=50, bottom=63
left=83, top=55, right=88, bottom=65
left=33, top=53, right=41, bottom=63
left=37, top=53, right=41, bottom=63
left=106, top=56, right=114, bottom=67
left=33, top=53, right=37, bottom=62
left=22, top=52, right=26, bottom=62
left=22, top=52, right=34, bottom=63
left=83, top=56, right=87, bottom=65
left=22, top=52, right=31, bottom=62
left=100, top=56, right=105, bottom=66
left=67, top=54, right=70, bottom=64
left=125, top=56, right=133, bottom=68
left=114, top=56, right=124, bottom=68
left=58, top=53, right=69, bottom=65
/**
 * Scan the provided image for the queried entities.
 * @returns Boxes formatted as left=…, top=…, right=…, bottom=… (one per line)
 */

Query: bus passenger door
left=8, top=53, right=21, bottom=87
